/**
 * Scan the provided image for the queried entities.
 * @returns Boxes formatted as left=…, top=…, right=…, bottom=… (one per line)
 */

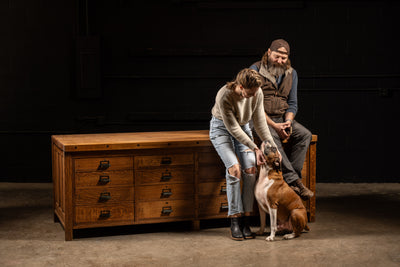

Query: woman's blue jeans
left=209, top=116, right=256, bottom=216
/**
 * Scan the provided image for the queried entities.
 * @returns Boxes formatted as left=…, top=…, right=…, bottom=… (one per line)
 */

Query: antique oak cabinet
left=52, top=130, right=317, bottom=240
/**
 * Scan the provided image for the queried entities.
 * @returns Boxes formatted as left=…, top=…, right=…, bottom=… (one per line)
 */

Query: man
left=250, top=39, right=313, bottom=200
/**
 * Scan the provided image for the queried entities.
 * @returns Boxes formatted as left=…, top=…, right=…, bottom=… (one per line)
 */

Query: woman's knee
left=228, top=164, right=241, bottom=179
left=244, top=166, right=257, bottom=174
left=244, top=167, right=257, bottom=185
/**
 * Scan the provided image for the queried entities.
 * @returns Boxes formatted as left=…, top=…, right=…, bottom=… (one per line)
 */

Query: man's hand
left=273, top=121, right=291, bottom=140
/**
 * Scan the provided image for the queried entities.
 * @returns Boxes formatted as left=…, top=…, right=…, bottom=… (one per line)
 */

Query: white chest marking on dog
left=263, top=179, right=274, bottom=211
left=255, top=166, right=274, bottom=213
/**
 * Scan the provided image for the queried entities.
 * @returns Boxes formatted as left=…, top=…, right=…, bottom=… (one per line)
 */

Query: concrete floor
left=0, top=183, right=399, bottom=267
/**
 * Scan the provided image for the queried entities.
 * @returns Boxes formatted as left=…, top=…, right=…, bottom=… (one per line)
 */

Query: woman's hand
left=254, top=147, right=266, bottom=166
left=277, top=148, right=282, bottom=162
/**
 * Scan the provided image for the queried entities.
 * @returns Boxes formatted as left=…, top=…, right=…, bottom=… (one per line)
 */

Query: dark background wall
left=1, top=0, right=399, bottom=183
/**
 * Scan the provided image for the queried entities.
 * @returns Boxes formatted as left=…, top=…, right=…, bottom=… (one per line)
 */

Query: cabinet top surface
left=52, top=130, right=318, bottom=153
left=52, top=130, right=212, bottom=152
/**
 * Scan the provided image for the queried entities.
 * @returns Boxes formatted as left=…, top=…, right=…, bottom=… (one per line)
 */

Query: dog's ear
left=261, top=140, right=271, bottom=151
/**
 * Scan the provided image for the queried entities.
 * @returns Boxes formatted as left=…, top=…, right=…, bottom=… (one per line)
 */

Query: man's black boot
left=241, top=216, right=254, bottom=239
left=230, top=217, right=244, bottom=241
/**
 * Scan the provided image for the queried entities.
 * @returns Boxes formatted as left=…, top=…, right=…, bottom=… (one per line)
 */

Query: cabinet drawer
left=198, top=195, right=228, bottom=218
left=74, top=157, right=133, bottom=172
left=75, top=187, right=134, bottom=205
left=198, top=165, right=225, bottom=182
left=136, top=200, right=194, bottom=220
left=198, top=181, right=227, bottom=196
left=75, top=170, right=133, bottom=187
left=135, top=166, right=194, bottom=185
left=198, top=151, right=223, bottom=165
left=135, top=154, right=193, bottom=169
left=75, top=204, right=134, bottom=224
left=136, top=184, right=194, bottom=201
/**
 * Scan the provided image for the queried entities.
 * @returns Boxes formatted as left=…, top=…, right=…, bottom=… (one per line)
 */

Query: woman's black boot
left=241, top=216, right=255, bottom=239
left=230, top=218, right=244, bottom=241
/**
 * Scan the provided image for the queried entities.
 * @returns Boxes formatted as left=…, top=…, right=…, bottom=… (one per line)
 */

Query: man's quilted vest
left=253, top=61, right=293, bottom=117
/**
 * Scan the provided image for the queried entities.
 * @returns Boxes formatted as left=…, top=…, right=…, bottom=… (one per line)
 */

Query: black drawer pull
left=161, top=157, right=172, bottom=165
left=162, top=206, right=173, bottom=215
left=99, top=175, right=110, bottom=184
left=99, top=192, right=111, bottom=201
left=161, top=172, right=172, bottom=181
left=220, top=203, right=229, bottom=211
left=220, top=185, right=227, bottom=194
left=99, top=160, right=110, bottom=170
left=161, top=188, right=172, bottom=197
left=99, top=210, right=111, bottom=218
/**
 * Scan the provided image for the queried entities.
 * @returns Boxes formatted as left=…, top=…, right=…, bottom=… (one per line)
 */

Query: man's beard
left=267, top=57, right=289, bottom=77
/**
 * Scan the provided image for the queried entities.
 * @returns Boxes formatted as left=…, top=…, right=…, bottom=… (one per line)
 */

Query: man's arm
left=285, top=69, right=298, bottom=126
left=284, top=111, right=295, bottom=126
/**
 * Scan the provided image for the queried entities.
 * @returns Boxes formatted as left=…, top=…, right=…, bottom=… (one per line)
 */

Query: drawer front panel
left=75, top=157, right=133, bottom=172
left=136, top=200, right=194, bottom=220
left=136, top=184, right=194, bottom=201
left=75, top=187, right=134, bottom=205
left=75, top=170, right=133, bottom=187
left=75, top=205, right=134, bottom=224
left=198, top=151, right=223, bottom=165
left=135, top=154, right=193, bottom=169
left=198, top=195, right=229, bottom=217
left=198, top=165, right=225, bottom=182
left=198, top=181, right=227, bottom=197
left=135, top=166, right=194, bottom=185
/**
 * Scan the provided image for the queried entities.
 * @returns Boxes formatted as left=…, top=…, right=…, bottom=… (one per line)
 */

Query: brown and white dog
left=254, top=141, right=310, bottom=241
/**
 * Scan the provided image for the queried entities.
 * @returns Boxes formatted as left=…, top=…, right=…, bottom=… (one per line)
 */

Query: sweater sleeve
left=252, top=90, right=276, bottom=147
left=249, top=63, right=259, bottom=71
left=219, top=98, right=258, bottom=150
left=286, top=69, right=298, bottom=115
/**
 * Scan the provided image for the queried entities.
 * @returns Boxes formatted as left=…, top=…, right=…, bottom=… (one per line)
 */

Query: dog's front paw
left=255, top=230, right=264, bottom=236
left=265, top=236, right=275, bottom=242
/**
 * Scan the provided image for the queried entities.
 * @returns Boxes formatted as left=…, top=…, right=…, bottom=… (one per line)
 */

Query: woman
left=210, top=68, right=277, bottom=241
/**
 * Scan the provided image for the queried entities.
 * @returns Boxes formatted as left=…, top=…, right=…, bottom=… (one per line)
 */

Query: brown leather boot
left=289, top=179, right=314, bottom=200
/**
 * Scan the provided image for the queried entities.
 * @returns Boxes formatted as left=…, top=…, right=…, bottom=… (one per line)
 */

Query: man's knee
left=293, top=122, right=312, bottom=142
left=303, top=129, right=312, bottom=144
left=304, top=129, right=312, bottom=141
left=228, top=164, right=241, bottom=179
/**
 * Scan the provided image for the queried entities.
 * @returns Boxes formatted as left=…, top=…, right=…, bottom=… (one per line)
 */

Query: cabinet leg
left=192, top=220, right=200, bottom=231
left=308, top=213, right=315, bottom=222
left=65, top=229, right=73, bottom=241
